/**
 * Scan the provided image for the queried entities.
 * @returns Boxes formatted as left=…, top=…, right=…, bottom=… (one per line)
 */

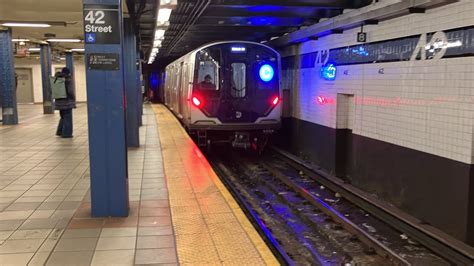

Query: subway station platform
left=0, top=104, right=277, bottom=265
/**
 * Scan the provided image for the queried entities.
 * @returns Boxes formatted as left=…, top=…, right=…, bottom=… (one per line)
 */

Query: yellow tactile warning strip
left=152, top=104, right=279, bottom=265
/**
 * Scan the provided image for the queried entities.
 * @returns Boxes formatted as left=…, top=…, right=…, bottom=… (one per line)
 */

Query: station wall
left=278, top=0, right=474, bottom=244
left=14, top=57, right=87, bottom=103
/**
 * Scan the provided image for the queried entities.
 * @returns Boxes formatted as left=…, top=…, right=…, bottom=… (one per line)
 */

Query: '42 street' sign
left=83, top=5, right=120, bottom=44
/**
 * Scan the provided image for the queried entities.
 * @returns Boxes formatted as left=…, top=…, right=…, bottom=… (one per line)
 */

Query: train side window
left=231, top=63, right=246, bottom=98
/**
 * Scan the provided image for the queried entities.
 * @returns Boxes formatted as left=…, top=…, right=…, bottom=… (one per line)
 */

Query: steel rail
left=261, top=161, right=411, bottom=265
left=272, top=147, right=474, bottom=265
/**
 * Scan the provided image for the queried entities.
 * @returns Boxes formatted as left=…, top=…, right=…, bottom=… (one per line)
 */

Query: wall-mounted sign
left=357, top=32, right=367, bottom=42
left=321, top=64, right=337, bottom=81
left=87, top=53, right=120, bottom=70
left=83, top=5, right=120, bottom=44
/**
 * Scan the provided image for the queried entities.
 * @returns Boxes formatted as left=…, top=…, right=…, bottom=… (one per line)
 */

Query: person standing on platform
left=54, top=67, right=76, bottom=138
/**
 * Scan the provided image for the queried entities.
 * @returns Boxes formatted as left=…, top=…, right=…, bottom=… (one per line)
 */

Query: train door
left=15, top=68, right=34, bottom=103
left=173, top=66, right=180, bottom=112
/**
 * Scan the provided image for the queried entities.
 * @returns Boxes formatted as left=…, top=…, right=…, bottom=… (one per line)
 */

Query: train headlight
left=259, top=64, right=274, bottom=82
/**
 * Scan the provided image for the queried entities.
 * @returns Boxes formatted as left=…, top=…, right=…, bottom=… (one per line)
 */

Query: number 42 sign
left=83, top=5, right=120, bottom=44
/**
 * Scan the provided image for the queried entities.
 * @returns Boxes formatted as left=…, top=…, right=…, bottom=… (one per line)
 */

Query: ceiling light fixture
left=12, top=39, right=30, bottom=42
left=70, top=48, right=85, bottom=52
left=28, top=48, right=41, bottom=51
left=157, top=8, right=172, bottom=25
left=46, top=38, right=81, bottom=43
left=149, top=0, right=177, bottom=64
left=154, top=29, right=165, bottom=40
left=2, top=22, right=51, bottom=28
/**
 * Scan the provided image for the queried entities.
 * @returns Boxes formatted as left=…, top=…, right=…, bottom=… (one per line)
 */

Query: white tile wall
left=14, top=57, right=87, bottom=103
left=282, top=0, right=474, bottom=164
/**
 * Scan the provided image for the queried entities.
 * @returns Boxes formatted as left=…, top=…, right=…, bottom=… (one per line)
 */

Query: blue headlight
left=321, top=63, right=337, bottom=81
left=259, top=64, right=274, bottom=82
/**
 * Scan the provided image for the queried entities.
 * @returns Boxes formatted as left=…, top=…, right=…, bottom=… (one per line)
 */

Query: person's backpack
left=50, top=76, right=67, bottom=99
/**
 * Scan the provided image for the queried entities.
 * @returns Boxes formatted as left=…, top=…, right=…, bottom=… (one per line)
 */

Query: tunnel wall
left=277, top=0, right=474, bottom=245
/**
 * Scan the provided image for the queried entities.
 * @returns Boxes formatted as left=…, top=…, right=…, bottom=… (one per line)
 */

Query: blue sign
left=321, top=64, right=336, bottom=80
left=85, top=33, right=96, bottom=43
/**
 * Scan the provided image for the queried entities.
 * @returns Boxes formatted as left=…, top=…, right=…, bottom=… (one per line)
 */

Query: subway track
left=207, top=147, right=455, bottom=265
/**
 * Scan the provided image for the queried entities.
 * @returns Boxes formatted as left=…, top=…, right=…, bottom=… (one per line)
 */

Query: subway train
left=163, top=41, right=282, bottom=151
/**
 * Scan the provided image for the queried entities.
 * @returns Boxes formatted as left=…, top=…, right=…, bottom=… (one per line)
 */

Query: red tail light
left=272, top=96, right=280, bottom=106
left=192, top=96, right=202, bottom=107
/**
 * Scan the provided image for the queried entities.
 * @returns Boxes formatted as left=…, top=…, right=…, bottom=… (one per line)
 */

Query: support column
left=123, top=17, right=139, bottom=147
left=0, top=29, right=18, bottom=125
left=136, top=50, right=143, bottom=126
left=65, top=52, right=75, bottom=92
left=40, top=44, right=53, bottom=114
left=83, top=0, right=129, bottom=217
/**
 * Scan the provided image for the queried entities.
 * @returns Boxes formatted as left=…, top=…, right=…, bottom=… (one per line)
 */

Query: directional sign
left=87, top=53, right=120, bottom=71
left=83, top=5, right=120, bottom=44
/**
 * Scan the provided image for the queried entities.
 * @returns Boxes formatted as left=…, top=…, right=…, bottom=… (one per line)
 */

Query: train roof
left=166, top=40, right=279, bottom=69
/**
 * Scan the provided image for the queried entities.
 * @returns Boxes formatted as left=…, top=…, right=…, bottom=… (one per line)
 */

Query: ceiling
left=1, top=0, right=374, bottom=64
left=0, top=0, right=85, bottom=51
left=136, top=0, right=374, bottom=65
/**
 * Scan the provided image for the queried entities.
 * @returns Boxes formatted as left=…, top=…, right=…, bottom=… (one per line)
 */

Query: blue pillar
left=40, top=44, right=53, bottom=114
left=84, top=0, right=129, bottom=217
left=0, top=29, right=18, bottom=125
left=65, top=52, right=75, bottom=93
left=136, top=51, right=143, bottom=126
left=123, top=18, right=139, bottom=147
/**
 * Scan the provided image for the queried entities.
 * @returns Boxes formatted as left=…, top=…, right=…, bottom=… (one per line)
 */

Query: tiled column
left=40, top=44, right=53, bottom=114
left=123, top=17, right=140, bottom=147
left=83, top=0, right=129, bottom=216
left=0, top=28, right=18, bottom=124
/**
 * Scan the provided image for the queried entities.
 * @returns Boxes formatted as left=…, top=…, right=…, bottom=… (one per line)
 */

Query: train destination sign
left=83, top=5, right=120, bottom=44
left=87, top=53, right=120, bottom=71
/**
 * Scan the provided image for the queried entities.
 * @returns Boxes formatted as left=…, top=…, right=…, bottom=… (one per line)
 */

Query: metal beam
left=201, top=6, right=341, bottom=17
left=195, top=16, right=305, bottom=27
left=209, top=0, right=360, bottom=8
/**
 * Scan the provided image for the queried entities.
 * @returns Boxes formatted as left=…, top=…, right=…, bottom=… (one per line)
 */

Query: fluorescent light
left=153, top=40, right=162, bottom=47
left=12, top=39, right=30, bottom=42
left=157, top=8, right=172, bottom=25
left=70, top=48, right=85, bottom=52
left=154, top=29, right=165, bottom=40
left=2, top=22, right=50, bottom=28
left=59, top=57, right=66, bottom=60
left=47, top=38, right=81, bottom=43
left=28, top=48, right=40, bottom=51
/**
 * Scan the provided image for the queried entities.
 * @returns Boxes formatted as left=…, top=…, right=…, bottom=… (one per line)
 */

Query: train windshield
left=196, top=49, right=220, bottom=92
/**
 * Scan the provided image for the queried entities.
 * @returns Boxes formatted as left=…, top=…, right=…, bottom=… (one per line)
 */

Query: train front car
left=189, top=42, right=281, bottom=151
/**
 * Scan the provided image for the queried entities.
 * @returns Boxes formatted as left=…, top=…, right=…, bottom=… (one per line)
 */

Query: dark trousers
left=56, top=109, right=73, bottom=137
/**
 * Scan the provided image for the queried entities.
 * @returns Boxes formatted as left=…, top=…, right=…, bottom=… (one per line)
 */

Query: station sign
left=83, top=5, right=120, bottom=44
left=87, top=53, right=120, bottom=71
left=357, top=32, right=367, bottom=43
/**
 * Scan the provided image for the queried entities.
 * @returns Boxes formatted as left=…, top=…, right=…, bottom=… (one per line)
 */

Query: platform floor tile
left=1, top=105, right=178, bottom=265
